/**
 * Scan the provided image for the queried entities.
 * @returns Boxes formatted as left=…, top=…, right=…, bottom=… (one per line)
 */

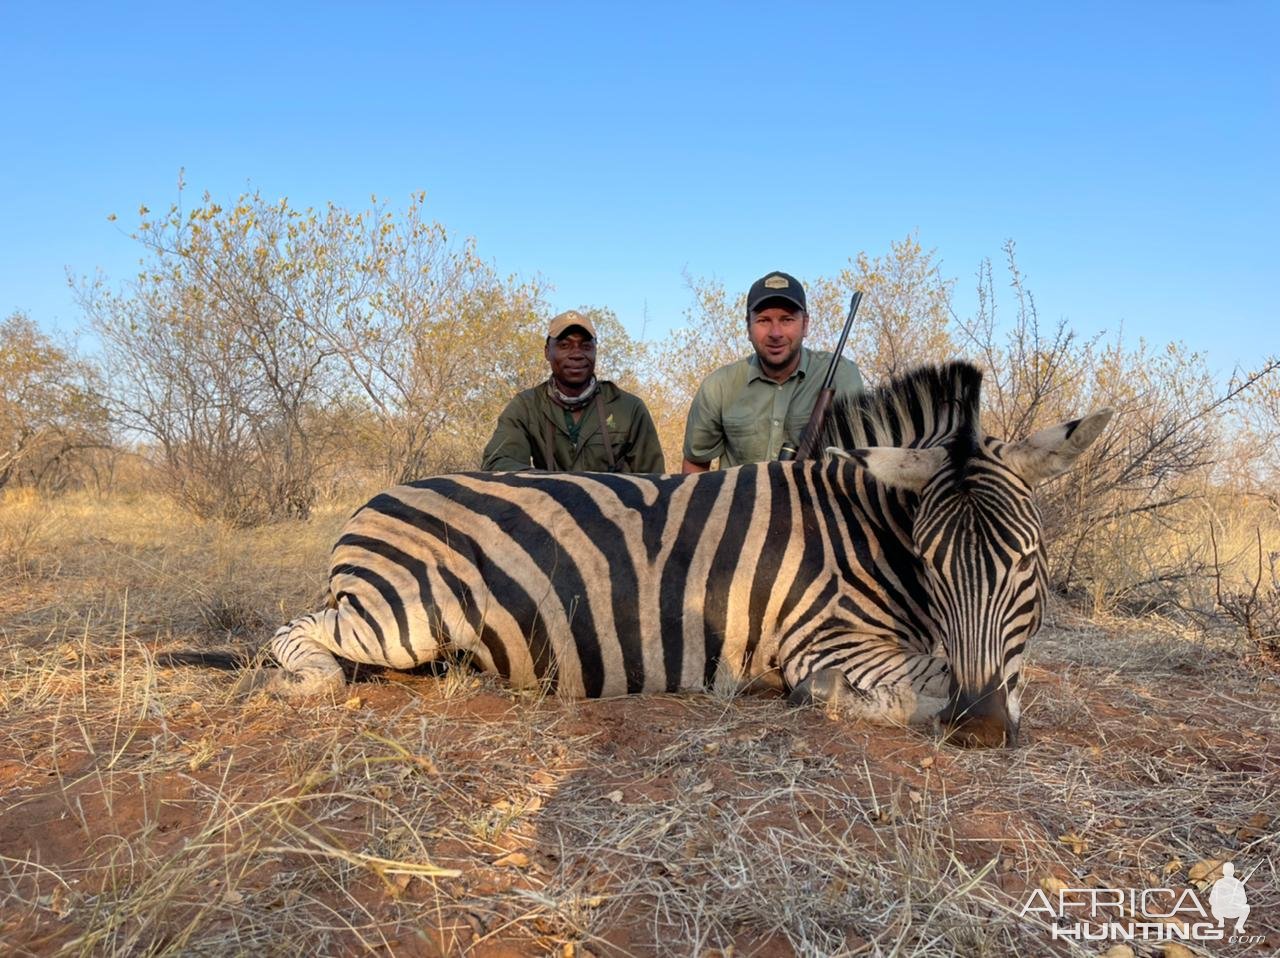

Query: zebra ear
left=827, top=446, right=948, bottom=493
left=1005, top=408, right=1114, bottom=484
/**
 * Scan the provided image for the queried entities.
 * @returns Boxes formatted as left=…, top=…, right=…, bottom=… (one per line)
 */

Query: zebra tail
left=155, top=650, right=254, bottom=670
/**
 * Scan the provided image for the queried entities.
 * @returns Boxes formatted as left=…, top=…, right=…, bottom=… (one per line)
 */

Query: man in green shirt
left=482, top=310, right=666, bottom=473
left=682, top=270, right=864, bottom=472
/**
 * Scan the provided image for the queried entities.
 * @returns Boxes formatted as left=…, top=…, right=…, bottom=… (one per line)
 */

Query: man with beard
left=481, top=310, right=666, bottom=473
left=681, top=271, right=864, bottom=472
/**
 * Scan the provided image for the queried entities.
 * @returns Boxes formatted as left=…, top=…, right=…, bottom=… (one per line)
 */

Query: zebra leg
left=788, top=669, right=865, bottom=710
left=234, top=611, right=347, bottom=700
left=784, top=640, right=951, bottom=727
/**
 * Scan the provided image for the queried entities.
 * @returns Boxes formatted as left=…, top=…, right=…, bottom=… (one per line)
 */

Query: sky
left=2, top=1, right=1276, bottom=378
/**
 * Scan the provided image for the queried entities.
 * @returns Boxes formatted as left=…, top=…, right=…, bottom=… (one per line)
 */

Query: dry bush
left=76, top=186, right=556, bottom=522
left=294, top=196, right=553, bottom=483
left=78, top=190, right=347, bottom=525
left=643, top=273, right=751, bottom=470
left=808, top=232, right=958, bottom=385
left=1210, top=524, right=1280, bottom=661
left=954, top=242, right=1280, bottom=619
left=0, top=312, right=108, bottom=494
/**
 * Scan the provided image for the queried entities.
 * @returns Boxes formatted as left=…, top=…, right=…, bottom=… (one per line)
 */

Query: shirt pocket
left=785, top=408, right=813, bottom=446
left=722, top=409, right=768, bottom=465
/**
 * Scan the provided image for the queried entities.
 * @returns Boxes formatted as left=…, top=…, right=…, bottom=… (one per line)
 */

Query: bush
left=0, top=311, right=108, bottom=493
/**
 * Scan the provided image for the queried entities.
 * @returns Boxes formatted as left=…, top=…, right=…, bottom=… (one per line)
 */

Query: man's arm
left=480, top=396, right=539, bottom=471
left=681, top=377, right=725, bottom=474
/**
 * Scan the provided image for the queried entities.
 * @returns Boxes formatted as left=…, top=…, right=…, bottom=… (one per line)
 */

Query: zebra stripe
left=266, top=362, right=1111, bottom=746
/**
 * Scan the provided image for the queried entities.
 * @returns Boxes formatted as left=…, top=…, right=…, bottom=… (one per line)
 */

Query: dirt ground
left=1, top=496, right=1278, bottom=956
left=0, top=622, right=1276, bottom=957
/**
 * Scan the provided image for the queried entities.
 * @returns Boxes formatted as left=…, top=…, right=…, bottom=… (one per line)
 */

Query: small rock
left=492, top=851, right=530, bottom=869
left=1098, top=946, right=1135, bottom=958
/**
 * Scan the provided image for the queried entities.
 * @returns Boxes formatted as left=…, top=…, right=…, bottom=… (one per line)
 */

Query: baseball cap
left=547, top=309, right=597, bottom=340
left=747, top=271, right=807, bottom=315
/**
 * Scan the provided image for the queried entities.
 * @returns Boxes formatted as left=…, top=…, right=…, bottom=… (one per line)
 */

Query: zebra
left=259, top=362, right=1110, bottom=747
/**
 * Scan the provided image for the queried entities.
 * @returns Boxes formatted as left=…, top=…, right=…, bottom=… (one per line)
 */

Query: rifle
left=779, top=290, right=863, bottom=461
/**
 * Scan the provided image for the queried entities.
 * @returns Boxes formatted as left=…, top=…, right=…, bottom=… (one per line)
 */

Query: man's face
left=546, top=330, right=597, bottom=389
left=748, top=303, right=809, bottom=373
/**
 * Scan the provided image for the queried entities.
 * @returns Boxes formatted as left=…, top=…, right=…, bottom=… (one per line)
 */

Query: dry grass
left=2, top=490, right=1278, bottom=956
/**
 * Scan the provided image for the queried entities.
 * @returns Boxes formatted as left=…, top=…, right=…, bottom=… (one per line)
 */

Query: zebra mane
left=822, top=361, right=983, bottom=452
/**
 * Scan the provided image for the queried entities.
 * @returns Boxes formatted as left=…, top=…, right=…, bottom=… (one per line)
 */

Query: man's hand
left=681, top=458, right=711, bottom=474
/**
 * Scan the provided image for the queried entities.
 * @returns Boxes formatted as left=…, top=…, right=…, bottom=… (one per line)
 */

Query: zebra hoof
left=231, top=666, right=281, bottom=701
left=231, top=667, right=346, bottom=702
left=788, top=669, right=859, bottom=713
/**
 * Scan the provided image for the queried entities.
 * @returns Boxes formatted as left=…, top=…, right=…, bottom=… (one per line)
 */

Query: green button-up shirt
left=682, top=348, right=864, bottom=468
left=481, top=379, right=666, bottom=474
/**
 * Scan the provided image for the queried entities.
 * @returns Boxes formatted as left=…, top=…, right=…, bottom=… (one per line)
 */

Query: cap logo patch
left=764, top=275, right=789, bottom=289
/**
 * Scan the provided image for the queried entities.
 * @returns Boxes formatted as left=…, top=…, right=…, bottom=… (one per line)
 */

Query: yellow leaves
left=1213, top=812, right=1270, bottom=842
left=1058, top=831, right=1089, bottom=855
left=492, top=851, right=530, bottom=869
left=1187, top=858, right=1224, bottom=887
left=185, top=734, right=217, bottom=771
left=1040, top=875, right=1068, bottom=896
left=1237, top=811, right=1271, bottom=841
left=385, top=871, right=414, bottom=898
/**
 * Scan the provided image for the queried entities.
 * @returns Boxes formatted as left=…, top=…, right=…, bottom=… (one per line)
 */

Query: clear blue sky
left=2, top=2, right=1275, bottom=376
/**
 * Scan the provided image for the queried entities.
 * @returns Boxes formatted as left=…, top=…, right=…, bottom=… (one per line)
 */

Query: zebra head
left=832, top=408, right=1112, bottom=747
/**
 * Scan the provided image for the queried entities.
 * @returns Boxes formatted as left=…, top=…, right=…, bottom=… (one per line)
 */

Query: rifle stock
left=793, top=388, right=834, bottom=460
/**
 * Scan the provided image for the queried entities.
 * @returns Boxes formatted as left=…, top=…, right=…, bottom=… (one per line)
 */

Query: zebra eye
left=1015, top=552, right=1038, bottom=574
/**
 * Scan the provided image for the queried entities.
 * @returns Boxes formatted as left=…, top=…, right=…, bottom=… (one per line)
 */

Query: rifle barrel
left=791, top=290, right=863, bottom=461
left=822, top=291, right=862, bottom=392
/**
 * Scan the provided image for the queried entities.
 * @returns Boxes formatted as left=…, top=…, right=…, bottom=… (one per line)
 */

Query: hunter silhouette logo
left=1021, top=860, right=1265, bottom=945
left=1210, top=862, right=1250, bottom=933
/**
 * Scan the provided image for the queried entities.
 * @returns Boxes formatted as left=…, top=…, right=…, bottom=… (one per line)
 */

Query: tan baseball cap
left=547, top=309, right=596, bottom=340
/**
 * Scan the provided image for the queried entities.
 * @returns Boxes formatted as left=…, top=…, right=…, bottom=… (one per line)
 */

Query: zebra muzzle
left=940, top=684, right=1019, bottom=749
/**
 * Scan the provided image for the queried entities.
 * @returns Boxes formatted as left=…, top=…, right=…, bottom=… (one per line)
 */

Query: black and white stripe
left=267, top=363, right=1111, bottom=744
